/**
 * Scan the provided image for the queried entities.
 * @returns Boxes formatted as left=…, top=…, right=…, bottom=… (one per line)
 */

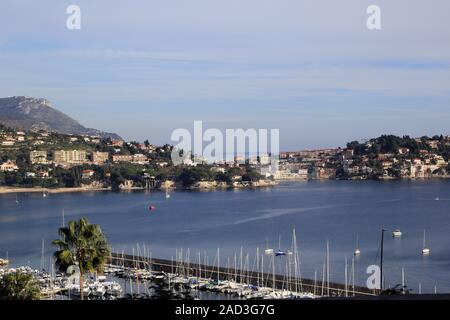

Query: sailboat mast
left=292, top=227, right=301, bottom=293
left=256, top=247, right=260, bottom=288
left=344, top=256, right=348, bottom=297
left=423, top=230, right=426, bottom=249
left=234, top=253, right=237, bottom=281
left=239, top=247, right=243, bottom=284
left=227, top=257, right=230, bottom=281
left=314, top=270, right=317, bottom=296
left=40, top=239, right=45, bottom=271
left=326, top=240, right=330, bottom=296
left=198, top=252, right=201, bottom=279
left=187, top=248, right=190, bottom=278
left=352, top=257, right=355, bottom=296
left=401, top=267, right=405, bottom=293
left=321, top=260, right=325, bottom=296
left=380, top=229, right=385, bottom=293
left=261, top=253, right=264, bottom=287
left=217, top=248, right=220, bottom=282
left=272, top=254, right=275, bottom=291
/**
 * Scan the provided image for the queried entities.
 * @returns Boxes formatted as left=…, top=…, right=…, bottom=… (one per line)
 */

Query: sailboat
left=264, top=238, right=274, bottom=255
left=354, top=234, right=361, bottom=256
left=421, top=230, right=430, bottom=255
left=43, top=191, right=48, bottom=198
left=15, top=193, right=19, bottom=204
left=275, top=250, right=286, bottom=257
left=275, top=235, right=286, bottom=256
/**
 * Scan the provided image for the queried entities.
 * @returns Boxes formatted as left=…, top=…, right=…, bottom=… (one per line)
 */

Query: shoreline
left=0, top=186, right=111, bottom=194
left=0, top=182, right=278, bottom=194
left=1, top=177, right=448, bottom=195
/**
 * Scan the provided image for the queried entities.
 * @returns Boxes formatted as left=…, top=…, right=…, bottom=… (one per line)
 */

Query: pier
left=109, top=253, right=376, bottom=297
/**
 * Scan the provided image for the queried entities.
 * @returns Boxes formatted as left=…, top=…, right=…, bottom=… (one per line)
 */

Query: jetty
left=109, top=252, right=376, bottom=298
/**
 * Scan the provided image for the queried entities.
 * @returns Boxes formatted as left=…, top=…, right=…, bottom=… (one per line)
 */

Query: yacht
left=422, top=230, right=430, bottom=255
left=354, top=234, right=361, bottom=256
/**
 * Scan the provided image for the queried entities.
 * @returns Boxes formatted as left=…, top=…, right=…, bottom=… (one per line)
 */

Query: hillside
left=0, top=96, right=122, bottom=140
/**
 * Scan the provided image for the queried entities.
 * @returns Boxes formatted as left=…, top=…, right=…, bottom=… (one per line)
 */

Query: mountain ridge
left=0, top=96, right=122, bottom=140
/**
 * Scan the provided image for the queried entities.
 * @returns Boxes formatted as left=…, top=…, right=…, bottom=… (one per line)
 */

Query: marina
left=0, top=249, right=372, bottom=300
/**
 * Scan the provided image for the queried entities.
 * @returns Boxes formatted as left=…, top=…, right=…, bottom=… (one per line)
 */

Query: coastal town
left=278, top=135, right=450, bottom=180
left=1, top=124, right=450, bottom=192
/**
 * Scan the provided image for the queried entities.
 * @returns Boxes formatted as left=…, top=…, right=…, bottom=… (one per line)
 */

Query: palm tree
left=0, top=271, right=41, bottom=300
left=52, top=217, right=110, bottom=300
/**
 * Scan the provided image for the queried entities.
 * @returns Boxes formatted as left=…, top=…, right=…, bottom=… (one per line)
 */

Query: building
left=33, top=140, right=45, bottom=146
left=427, top=140, right=439, bottom=149
left=433, top=155, right=447, bottom=167
left=132, top=154, right=148, bottom=164
left=182, top=158, right=197, bottom=166
left=1, top=139, right=14, bottom=146
left=81, top=170, right=95, bottom=179
left=37, top=170, right=50, bottom=178
left=30, top=150, right=49, bottom=164
left=234, top=156, right=245, bottom=164
left=53, top=150, right=87, bottom=165
left=91, top=152, right=109, bottom=164
left=341, top=149, right=354, bottom=160
left=259, top=154, right=270, bottom=165
left=110, top=139, right=124, bottom=147
left=381, top=161, right=394, bottom=169
left=248, top=157, right=258, bottom=165
left=112, top=154, right=133, bottom=163
left=0, top=160, right=19, bottom=172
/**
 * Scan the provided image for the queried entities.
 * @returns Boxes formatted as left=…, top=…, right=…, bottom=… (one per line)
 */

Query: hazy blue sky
left=1, top=0, right=450, bottom=150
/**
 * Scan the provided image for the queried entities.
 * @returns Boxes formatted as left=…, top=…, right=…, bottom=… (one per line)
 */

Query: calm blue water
left=1, top=180, right=450, bottom=293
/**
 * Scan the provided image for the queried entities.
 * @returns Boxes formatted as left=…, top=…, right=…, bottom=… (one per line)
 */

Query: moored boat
left=392, top=229, right=402, bottom=238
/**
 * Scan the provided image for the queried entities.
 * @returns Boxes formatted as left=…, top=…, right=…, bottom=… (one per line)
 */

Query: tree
left=242, top=166, right=263, bottom=182
left=52, top=217, right=110, bottom=300
left=176, top=165, right=213, bottom=187
left=0, top=271, right=41, bottom=300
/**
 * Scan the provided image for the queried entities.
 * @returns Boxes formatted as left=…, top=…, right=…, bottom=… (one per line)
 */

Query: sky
left=0, top=0, right=450, bottom=151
